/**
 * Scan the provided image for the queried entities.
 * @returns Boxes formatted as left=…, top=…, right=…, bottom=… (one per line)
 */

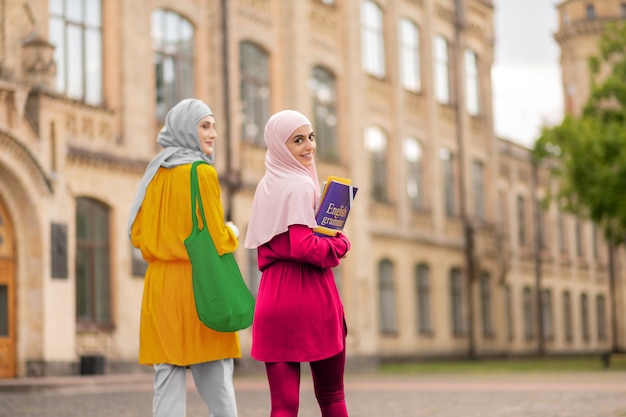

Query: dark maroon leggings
left=265, top=346, right=348, bottom=417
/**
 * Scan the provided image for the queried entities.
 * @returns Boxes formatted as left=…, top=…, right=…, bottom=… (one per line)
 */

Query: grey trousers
left=153, top=359, right=238, bottom=417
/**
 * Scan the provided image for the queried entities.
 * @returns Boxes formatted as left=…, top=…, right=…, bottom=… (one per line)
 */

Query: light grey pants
left=153, top=359, right=238, bottom=417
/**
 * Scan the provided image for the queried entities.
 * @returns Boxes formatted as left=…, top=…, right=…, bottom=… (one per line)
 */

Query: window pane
left=94, top=248, right=110, bottom=322
left=404, top=137, right=423, bottom=209
left=50, top=17, right=66, bottom=93
left=434, top=36, right=450, bottom=103
left=85, top=0, right=101, bottom=26
left=311, top=67, right=338, bottom=161
left=240, top=42, right=270, bottom=146
left=152, top=9, right=195, bottom=119
left=76, top=198, right=111, bottom=326
left=50, top=0, right=63, bottom=15
left=49, top=0, right=102, bottom=104
left=76, top=246, right=90, bottom=320
left=399, top=19, right=420, bottom=91
left=473, top=160, right=484, bottom=220
left=66, top=0, right=83, bottom=22
left=379, top=260, right=397, bottom=333
left=361, top=0, right=385, bottom=77
left=465, top=49, right=480, bottom=115
left=85, top=29, right=102, bottom=105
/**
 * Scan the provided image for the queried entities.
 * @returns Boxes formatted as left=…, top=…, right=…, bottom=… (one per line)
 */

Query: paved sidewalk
left=1, top=370, right=626, bottom=416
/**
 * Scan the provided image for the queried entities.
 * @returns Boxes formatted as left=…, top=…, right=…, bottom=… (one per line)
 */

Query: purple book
left=314, top=179, right=358, bottom=237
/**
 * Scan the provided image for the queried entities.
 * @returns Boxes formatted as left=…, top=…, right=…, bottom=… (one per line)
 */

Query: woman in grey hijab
left=129, top=99, right=240, bottom=417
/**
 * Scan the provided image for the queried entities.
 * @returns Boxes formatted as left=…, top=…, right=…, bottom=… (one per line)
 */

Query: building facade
left=0, top=0, right=623, bottom=378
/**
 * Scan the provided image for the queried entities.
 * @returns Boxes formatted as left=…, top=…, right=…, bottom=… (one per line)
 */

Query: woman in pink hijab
left=245, top=110, right=351, bottom=417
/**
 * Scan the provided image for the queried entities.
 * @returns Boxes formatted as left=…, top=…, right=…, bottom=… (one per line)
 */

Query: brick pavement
left=1, top=371, right=626, bottom=417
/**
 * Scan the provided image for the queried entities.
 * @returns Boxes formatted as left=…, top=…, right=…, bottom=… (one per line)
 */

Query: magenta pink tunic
left=250, top=224, right=350, bottom=362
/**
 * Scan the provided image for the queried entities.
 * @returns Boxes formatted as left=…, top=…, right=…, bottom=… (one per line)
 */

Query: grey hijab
left=128, top=98, right=214, bottom=236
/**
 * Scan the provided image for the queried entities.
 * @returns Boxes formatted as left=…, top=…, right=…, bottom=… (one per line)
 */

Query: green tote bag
left=184, top=161, right=254, bottom=332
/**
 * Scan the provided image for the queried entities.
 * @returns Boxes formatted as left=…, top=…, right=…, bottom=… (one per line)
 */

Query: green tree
left=533, top=21, right=626, bottom=352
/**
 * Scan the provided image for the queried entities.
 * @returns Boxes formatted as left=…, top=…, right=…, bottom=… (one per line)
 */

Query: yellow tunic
left=131, top=163, right=241, bottom=366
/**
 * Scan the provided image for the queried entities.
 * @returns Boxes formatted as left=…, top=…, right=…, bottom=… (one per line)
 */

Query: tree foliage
left=533, top=22, right=626, bottom=245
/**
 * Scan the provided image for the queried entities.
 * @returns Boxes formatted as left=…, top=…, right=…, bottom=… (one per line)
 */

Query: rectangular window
left=379, top=260, right=397, bottom=334
left=311, top=66, right=339, bottom=161
left=472, top=160, right=485, bottom=221
left=416, top=265, right=431, bottom=333
left=361, top=0, right=386, bottom=78
left=558, top=212, right=567, bottom=253
left=597, top=295, right=606, bottom=340
left=542, top=289, right=553, bottom=339
left=365, top=127, right=388, bottom=202
left=49, top=0, right=103, bottom=105
left=51, top=223, right=68, bottom=279
left=76, top=198, right=111, bottom=328
left=464, top=49, right=480, bottom=115
left=240, top=42, right=271, bottom=146
left=399, top=18, right=421, bottom=92
left=517, top=196, right=526, bottom=246
left=523, top=287, right=533, bottom=340
left=153, top=9, right=195, bottom=120
left=450, top=268, right=464, bottom=336
left=441, top=148, right=456, bottom=217
left=563, top=291, right=573, bottom=342
left=576, top=219, right=583, bottom=257
left=480, top=273, right=493, bottom=337
left=505, top=285, right=514, bottom=341
left=581, top=293, right=590, bottom=341
left=434, top=35, right=450, bottom=103
left=537, top=202, right=546, bottom=249
left=404, top=138, right=424, bottom=209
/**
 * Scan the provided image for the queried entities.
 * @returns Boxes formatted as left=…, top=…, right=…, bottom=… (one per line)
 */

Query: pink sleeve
left=287, top=224, right=350, bottom=268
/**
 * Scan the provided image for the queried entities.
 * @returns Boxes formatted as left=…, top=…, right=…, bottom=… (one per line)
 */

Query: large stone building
left=0, top=0, right=623, bottom=378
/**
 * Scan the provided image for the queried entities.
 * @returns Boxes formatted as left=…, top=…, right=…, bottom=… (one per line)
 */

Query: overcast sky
left=491, top=0, right=564, bottom=148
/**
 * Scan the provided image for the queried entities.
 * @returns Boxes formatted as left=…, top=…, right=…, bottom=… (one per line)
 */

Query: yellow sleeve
left=197, top=164, right=238, bottom=255
left=130, top=207, right=142, bottom=248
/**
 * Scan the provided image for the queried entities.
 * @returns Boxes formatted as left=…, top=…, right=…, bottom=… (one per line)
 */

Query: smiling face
left=197, top=115, right=217, bottom=156
left=285, top=124, right=316, bottom=168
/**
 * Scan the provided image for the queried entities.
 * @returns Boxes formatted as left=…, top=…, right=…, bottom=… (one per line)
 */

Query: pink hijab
left=244, top=110, right=320, bottom=249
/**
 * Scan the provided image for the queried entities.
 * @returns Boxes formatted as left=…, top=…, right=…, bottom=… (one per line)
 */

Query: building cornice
left=67, top=146, right=148, bottom=174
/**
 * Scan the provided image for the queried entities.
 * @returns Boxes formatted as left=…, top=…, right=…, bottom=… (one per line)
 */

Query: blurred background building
left=0, top=0, right=624, bottom=378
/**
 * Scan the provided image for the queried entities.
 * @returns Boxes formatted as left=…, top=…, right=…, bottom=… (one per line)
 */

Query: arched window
left=378, top=259, right=397, bottom=334
left=240, top=41, right=270, bottom=146
left=76, top=198, right=111, bottom=328
left=152, top=9, right=195, bottom=120
left=49, top=0, right=103, bottom=105
left=310, top=66, right=338, bottom=161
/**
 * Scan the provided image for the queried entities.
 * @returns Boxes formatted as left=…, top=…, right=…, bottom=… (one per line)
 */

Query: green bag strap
left=190, top=160, right=210, bottom=233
